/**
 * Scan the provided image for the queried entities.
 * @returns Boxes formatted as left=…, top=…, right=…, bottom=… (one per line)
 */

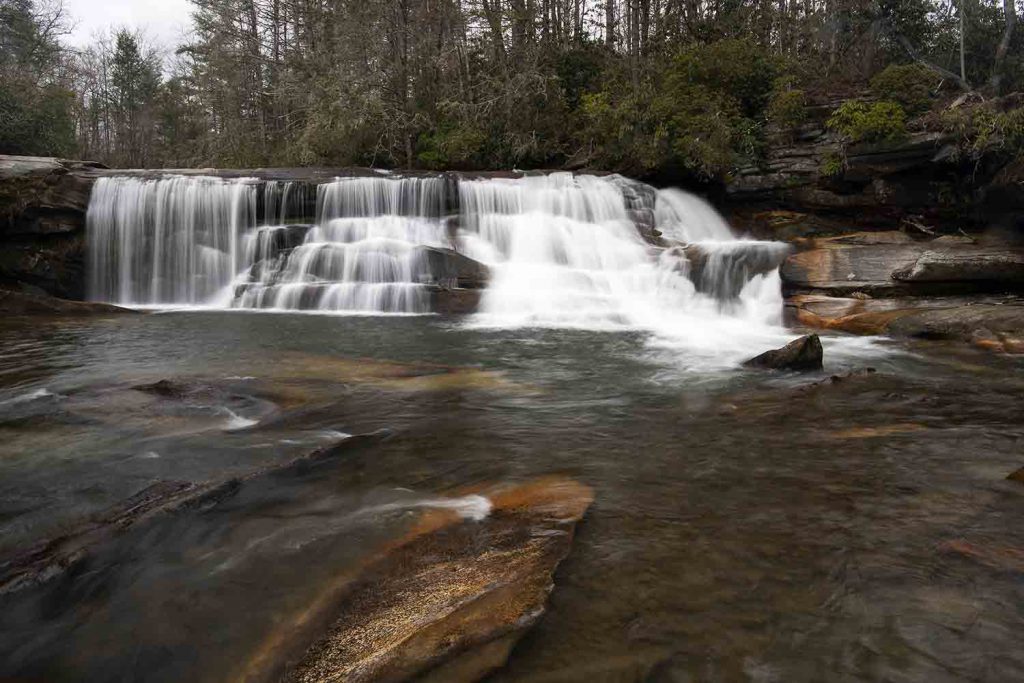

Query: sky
left=61, top=0, right=195, bottom=50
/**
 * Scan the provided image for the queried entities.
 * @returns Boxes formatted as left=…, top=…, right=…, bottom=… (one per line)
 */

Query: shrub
left=820, top=151, right=845, bottom=177
left=767, top=82, right=808, bottom=129
left=870, top=63, right=940, bottom=115
left=669, top=39, right=780, bottom=117
left=827, top=100, right=907, bottom=143
left=940, top=103, right=1024, bottom=161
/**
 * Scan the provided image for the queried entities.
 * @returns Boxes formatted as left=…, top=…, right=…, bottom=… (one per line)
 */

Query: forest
left=1, top=0, right=1021, bottom=182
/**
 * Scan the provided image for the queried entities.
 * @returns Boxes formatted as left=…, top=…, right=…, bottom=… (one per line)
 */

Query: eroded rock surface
left=241, top=477, right=594, bottom=683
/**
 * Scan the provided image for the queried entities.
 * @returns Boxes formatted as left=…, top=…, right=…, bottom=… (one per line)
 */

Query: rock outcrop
left=0, top=156, right=106, bottom=299
left=786, top=293, right=1024, bottom=352
left=251, top=477, right=594, bottom=683
left=0, top=286, right=134, bottom=316
left=743, top=334, right=824, bottom=371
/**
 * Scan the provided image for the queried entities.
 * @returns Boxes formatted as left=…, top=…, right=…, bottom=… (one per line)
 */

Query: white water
left=87, top=176, right=258, bottom=305
left=86, top=171, right=811, bottom=363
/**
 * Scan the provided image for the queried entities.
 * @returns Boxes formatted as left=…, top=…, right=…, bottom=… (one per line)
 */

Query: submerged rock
left=241, top=477, right=594, bottom=683
left=0, top=287, right=135, bottom=316
left=743, top=334, right=824, bottom=371
left=1007, top=467, right=1024, bottom=484
left=0, top=430, right=391, bottom=595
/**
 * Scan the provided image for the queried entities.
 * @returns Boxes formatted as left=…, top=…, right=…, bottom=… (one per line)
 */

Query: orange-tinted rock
left=240, top=477, right=594, bottom=683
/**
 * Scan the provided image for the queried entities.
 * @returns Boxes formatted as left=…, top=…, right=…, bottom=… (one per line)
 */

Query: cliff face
left=0, top=157, right=106, bottom=299
left=723, top=120, right=1023, bottom=239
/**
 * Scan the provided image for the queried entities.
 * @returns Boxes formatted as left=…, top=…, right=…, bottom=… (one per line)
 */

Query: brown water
left=0, top=311, right=1022, bottom=682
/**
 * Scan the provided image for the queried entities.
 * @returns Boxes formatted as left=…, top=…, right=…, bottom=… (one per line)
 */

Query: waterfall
left=455, top=173, right=786, bottom=337
left=234, top=177, right=449, bottom=312
left=85, top=172, right=789, bottom=350
left=87, top=176, right=258, bottom=305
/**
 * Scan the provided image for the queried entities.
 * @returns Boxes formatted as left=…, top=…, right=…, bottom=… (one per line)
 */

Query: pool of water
left=0, top=311, right=1022, bottom=682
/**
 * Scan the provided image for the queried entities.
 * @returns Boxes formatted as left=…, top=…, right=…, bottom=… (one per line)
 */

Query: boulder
left=743, top=334, right=824, bottom=371
left=414, top=246, right=490, bottom=289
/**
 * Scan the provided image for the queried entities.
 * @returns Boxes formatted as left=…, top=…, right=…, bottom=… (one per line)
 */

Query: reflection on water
left=0, top=312, right=1022, bottom=682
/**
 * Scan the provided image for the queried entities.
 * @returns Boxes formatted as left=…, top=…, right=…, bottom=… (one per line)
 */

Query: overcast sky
left=62, top=0, right=194, bottom=49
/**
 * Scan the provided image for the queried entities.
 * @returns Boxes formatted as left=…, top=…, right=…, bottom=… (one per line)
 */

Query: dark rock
left=414, top=246, right=490, bottom=289
left=427, top=286, right=483, bottom=315
left=680, top=242, right=791, bottom=301
left=1008, top=467, right=1024, bottom=484
left=892, top=248, right=1024, bottom=285
left=743, top=334, right=824, bottom=371
left=0, top=287, right=134, bottom=316
left=0, top=430, right=391, bottom=595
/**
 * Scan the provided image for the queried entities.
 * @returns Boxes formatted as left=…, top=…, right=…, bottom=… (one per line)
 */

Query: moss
left=827, top=100, right=907, bottom=144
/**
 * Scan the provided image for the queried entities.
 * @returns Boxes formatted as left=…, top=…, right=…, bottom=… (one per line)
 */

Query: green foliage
left=827, top=100, right=907, bottom=144
left=940, top=103, right=1024, bottom=161
left=555, top=43, right=606, bottom=109
left=820, top=151, right=845, bottom=178
left=574, top=39, right=774, bottom=180
left=417, top=118, right=488, bottom=170
left=669, top=39, right=780, bottom=117
left=767, top=77, right=808, bottom=129
left=0, top=81, right=75, bottom=156
left=869, top=64, right=939, bottom=115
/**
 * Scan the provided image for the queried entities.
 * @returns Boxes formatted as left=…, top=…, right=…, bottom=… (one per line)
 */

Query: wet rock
left=240, top=477, right=594, bottom=683
left=680, top=242, right=791, bottom=301
left=1007, top=467, right=1024, bottom=484
left=0, top=431, right=391, bottom=595
left=0, top=287, right=135, bottom=316
left=892, top=248, right=1024, bottom=285
left=940, top=539, right=1024, bottom=573
left=427, top=286, right=482, bottom=315
left=414, top=246, right=490, bottom=289
left=786, top=293, right=1024, bottom=351
left=743, top=334, right=823, bottom=371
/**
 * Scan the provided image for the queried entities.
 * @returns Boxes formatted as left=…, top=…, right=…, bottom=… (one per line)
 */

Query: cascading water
left=234, top=177, right=449, bottom=312
left=87, top=176, right=258, bottom=305
left=86, top=171, right=793, bottom=360
left=454, top=173, right=790, bottom=364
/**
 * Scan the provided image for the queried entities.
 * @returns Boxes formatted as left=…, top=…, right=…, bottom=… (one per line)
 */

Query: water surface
left=0, top=311, right=1022, bottom=682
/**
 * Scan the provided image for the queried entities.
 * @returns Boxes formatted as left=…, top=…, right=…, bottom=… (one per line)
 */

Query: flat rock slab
left=781, top=239, right=1024, bottom=297
left=0, top=288, right=135, bottom=316
left=240, top=477, right=594, bottom=683
left=787, top=294, right=1024, bottom=352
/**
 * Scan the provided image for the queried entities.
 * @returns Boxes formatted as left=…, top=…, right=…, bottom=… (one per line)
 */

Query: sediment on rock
left=239, top=477, right=594, bottom=683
